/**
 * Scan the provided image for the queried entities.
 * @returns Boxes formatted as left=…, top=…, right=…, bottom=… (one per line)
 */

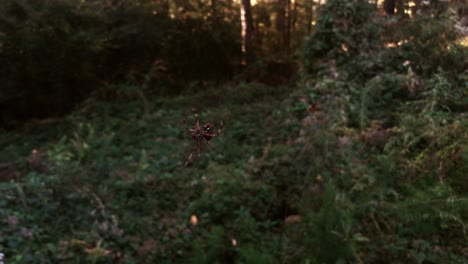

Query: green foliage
left=0, top=83, right=294, bottom=262
left=385, top=15, right=467, bottom=78
left=301, top=0, right=379, bottom=74
left=1, top=69, right=467, bottom=263
left=301, top=182, right=357, bottom=263
left=0, top=0, right=467, bottom=263
left=298, top=1, right=467, bottom=262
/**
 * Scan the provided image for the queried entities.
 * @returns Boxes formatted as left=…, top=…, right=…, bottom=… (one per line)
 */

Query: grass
left=0, top=79, right=466, bottom=263
left=0, top=82, right=300, bottom=263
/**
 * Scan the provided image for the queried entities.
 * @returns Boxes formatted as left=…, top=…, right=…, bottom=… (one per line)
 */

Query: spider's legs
left=202, top=137, right=215, bottom=150
left=215, top=121, right=223, bottom=137
left=183, top=108, right=200, bottom=132
left=185, top=141, right=199, bottom=167
left=183, top=108, right=223, bottom=167
left=192, top=107, right=200, bottom=129
left=197, top=139, right=203, bottom=159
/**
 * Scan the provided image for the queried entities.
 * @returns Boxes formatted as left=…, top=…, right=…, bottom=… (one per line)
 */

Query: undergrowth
left=0, top=74, right=466, bottom=263
left=1, top=0, right=467, bottom=263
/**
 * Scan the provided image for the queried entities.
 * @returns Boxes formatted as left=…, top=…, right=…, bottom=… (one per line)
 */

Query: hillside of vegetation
left=1, top=0, right=467, bottom=263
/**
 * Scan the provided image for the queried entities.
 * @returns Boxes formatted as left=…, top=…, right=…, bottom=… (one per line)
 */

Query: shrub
left=301, top=0, right=379, bottom=74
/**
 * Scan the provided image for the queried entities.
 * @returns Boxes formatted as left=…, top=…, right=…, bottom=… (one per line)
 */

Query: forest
left=0, top=0, right=467, bottom=263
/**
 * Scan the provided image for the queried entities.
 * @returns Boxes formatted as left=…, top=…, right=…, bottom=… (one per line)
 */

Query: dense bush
left=0, top=74, right=466, bottom=263
left=301, top=0, right=379, bottom=74
left=301, top=0, right=467, bottom=127
left=297, top=0, right=467, bottom=262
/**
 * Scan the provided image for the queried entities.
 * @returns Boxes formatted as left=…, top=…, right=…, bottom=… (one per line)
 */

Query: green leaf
left=353, top=233, right=369, bottom=243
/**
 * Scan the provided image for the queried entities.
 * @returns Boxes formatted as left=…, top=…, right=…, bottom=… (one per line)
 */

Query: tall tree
left=291, top=0, right=298, bottom=30
left=275, top=0, right=293, bottom=54
left=241, top=0, right=255, bottom=65
left=306, top=0, right=321, bottom=34
left=396, top=0, right=405, bottom=15
left=211, top=0, right=218, bottom=18
left=384, top=0, right=395, bottom=15
left=306, top=0, right=314, bottom=34
left=276, top=0, right=286, bottom=50
left=291, top=0, right=298, bottom=41
left=286, top=0, right=291, bottom=56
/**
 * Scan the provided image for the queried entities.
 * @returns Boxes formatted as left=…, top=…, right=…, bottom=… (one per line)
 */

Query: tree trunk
left=291, top=0, right=298, bottom=33
left=384, top=0, right=395, bottom=15
left=276, top=0, right=286, bottom=51
left=306, top=0, right=313, bottom=34
left=159, top=0, right=170, bottom=14
left=285, top=0, right=291, bottom=56
left=396, top=0, right=405, bottom=15
left=241, top=0, right=255, bottom=65
left=211, top=0, right=217, bottom=18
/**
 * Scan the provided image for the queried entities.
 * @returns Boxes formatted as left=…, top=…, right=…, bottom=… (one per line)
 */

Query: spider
left=183, top=108, right=223, bottom=167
